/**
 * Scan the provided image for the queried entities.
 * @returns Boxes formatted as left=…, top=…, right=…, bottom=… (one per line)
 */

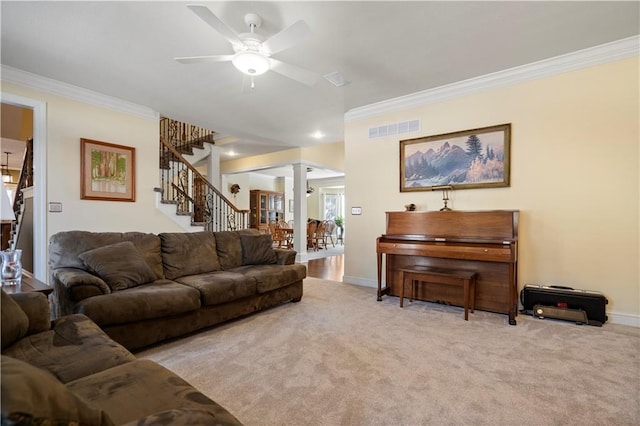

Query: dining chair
left=324, top=220, right=336, bottom=247
left=268, top=221, right=287, bottom=248
left=313, top=220, right=328, bottom=250
left=307, top=220, right=318, bottom=251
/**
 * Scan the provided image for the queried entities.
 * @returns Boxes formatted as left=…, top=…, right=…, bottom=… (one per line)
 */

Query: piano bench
left=398, top=266, right=477, bottom=321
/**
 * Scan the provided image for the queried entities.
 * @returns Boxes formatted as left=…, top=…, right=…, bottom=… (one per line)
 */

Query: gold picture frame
left=400, top=123, right=511, bottom=192
left=81, top=138, right=135, bottom=202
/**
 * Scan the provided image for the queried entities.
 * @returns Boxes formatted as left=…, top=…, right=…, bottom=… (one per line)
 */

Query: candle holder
left=432, top=185, right=453, bottom=211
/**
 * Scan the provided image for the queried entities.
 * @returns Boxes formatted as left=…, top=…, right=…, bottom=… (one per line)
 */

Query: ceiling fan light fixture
left=232, top=51, right=269, bottom=76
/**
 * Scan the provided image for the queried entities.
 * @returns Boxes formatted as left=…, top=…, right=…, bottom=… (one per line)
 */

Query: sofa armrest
left=274, top=248, right=296, bottom=265
left=9, top=292, right=51, bottom=334
left=51, top=268, right=111, bottom=318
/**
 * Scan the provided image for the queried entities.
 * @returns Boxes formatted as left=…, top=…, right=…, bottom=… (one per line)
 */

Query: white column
left=206, top=145, right=222, bottom=189
left=292, top=163, right=308, bottom=262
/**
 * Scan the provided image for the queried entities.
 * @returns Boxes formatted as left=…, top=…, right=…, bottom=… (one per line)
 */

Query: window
left=323, top=192, right=344, bottom=220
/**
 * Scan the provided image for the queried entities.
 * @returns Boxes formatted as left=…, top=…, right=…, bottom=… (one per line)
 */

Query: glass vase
left=1, top=249, right=22, bottom=286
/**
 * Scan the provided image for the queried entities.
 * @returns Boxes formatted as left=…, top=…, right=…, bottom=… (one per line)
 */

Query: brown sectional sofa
left=1, top=290, right=242, bottom=425
left=49, top=229, right=306, bottom=351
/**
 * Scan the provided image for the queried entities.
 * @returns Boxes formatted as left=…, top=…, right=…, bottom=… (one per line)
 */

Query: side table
left=2, top=270, right=53, bottom=296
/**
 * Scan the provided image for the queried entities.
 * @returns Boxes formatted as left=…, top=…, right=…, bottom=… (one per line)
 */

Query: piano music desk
left=398, top=266, right=476, bottom=320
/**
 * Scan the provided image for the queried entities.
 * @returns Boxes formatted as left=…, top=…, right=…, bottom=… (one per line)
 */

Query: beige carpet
left=137, top=277, right=640, bottom=426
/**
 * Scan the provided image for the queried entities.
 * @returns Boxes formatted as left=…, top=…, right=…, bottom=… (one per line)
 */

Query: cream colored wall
left=221, top=141, right=344, bottom=174
left=301, top=141, right=344, bottom=171
left=1, top=82, right=183, bottom=244
left=344, top=58, right=639, bottom=322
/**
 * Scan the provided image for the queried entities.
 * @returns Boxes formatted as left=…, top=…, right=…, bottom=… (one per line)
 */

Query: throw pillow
left=79, top=241, right=156, bottom=291
left=0, top=355, right=113, bottom=426
left=239, top=234, right=278, bottom=266
left=1, top=290, right=29, bottom=349
left=158, top=232, right=221, bottom=280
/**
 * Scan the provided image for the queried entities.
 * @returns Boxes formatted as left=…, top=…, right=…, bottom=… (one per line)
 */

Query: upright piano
left=376, top=210, right=519, bottom=324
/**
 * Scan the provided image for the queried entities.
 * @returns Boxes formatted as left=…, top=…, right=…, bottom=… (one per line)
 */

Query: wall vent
left=368, top=119, right=420, bottom=139
left=324, top=71, right=349, bottom=87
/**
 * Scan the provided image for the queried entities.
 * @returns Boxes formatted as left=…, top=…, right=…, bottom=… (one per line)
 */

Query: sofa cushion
left=67, top=360, right=242, bottom=426
left=1, top=355, right=113, bottom=426
left=240, top=233, right=278, bottom=265
left=214, top=229, right=259, bottom=270
left=1, top=290, right=29, bottom=349
left=230, top=263, right=307, bottom=293
left=75, top=280, right=201, bottom=326
left=176, top=271, right=257, bottom=306
left=79, top=241, right=157, bottom=291
left=10, top=291, right=52, bottom=335
left=159, top=232, right=221, bottom=280
left=2, top=314, right=136, bottom=384
left=49, top=231, right=164, bottom=280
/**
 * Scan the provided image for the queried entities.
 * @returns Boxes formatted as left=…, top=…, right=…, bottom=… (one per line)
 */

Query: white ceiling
left=1, top=1, right=638, bottom=167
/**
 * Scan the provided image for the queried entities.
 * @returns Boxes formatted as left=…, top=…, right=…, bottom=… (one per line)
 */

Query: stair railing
left=159, top=136, right=248, bottom=231
left=8, top=138, right=34, bottom=249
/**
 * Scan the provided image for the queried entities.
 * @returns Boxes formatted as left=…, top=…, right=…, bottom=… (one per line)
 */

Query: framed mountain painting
left=400, top=123, right=511, bottom=192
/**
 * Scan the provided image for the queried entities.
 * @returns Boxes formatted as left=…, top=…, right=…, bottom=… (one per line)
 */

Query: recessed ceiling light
left=227, top=151, right=238, bottom=157
left=311, top=131, right=325, bottom=139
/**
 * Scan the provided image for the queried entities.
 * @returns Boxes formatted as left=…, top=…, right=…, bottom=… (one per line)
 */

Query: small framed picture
left=80, top=138, right=135, bottom=202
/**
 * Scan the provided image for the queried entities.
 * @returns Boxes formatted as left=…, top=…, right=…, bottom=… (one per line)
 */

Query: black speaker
left=533, top=304, right=589, bottom=325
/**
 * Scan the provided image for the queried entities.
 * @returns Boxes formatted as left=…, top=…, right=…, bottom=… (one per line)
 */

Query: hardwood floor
left=306, top=255, right=344, bottom=281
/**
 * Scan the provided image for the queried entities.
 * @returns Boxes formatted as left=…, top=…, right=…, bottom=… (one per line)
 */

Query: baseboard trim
left=607, top=313, right=640, bottom=328
left=343, top=275, right=377, bottom=289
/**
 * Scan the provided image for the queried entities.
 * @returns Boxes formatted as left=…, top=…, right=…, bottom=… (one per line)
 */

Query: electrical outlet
left=48, top=202, right=63, bottom=212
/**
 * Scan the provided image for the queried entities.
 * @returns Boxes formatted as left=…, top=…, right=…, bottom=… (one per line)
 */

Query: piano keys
left=376, top=210, right=519, bottom=325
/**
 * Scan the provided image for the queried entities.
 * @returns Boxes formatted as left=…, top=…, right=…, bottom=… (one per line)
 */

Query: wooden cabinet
left=249, top=190, right=284, bottom=233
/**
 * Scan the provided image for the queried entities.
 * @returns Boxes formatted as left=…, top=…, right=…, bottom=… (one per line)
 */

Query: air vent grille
left=324, top=71, right=348, bottom=87
left=368, top=119, right=420, bottom=139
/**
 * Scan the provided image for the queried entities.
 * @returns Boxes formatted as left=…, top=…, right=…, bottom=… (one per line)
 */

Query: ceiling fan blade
left=175, top=55, right=234, bottom=64
left=262, top=20, right=312, bottom=55
left=187, top=5, right=242, bottom=46
left=269, top=58, right=318, bottom=87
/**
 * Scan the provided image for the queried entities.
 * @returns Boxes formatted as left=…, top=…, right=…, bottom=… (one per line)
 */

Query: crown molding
left=345, top=35, right=640, bottom=122
left=1, top=65, right=159, bottom=120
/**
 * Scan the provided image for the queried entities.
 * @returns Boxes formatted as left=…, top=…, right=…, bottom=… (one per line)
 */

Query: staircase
left=157, top=117, right=248, bottom=232
left=6, top=138, right=33, bottom=252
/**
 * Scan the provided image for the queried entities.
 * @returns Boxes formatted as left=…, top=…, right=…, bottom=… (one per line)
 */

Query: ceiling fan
left=175, top=5, right=318, bottom=88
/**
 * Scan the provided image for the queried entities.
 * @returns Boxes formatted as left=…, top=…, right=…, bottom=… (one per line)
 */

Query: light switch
left=48, top=202, right=63, bottom=212
left=351, top=207, right=362, bottom=215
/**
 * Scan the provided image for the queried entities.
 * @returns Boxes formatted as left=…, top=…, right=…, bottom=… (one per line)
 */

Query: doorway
left=1, top=93, right=47, bottom=281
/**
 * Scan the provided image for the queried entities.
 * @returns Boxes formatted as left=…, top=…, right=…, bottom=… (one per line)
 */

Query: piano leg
left=376, top=252, right=391, bottom=301
left=377, top=252, right=383, bottom=301
left=508, top=264, right=517, bottom=325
